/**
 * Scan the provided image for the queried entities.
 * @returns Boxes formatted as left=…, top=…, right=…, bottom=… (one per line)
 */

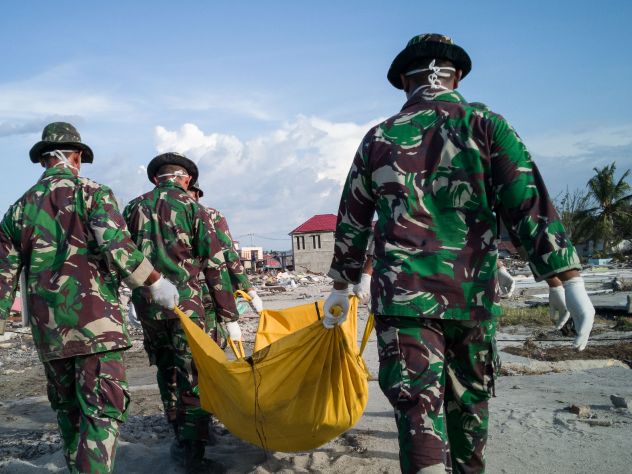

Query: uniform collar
left=41, top=166, right=78, bottom=179
left=402, top=89, right=467, bottom=110
left=156, top=180, right=187, bottom=193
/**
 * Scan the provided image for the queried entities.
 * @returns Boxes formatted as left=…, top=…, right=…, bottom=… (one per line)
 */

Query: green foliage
left=555, top=163, right=632, bottom=253
left=499, top=305, right=551, bottom=326
left=554, top=188, right=591, bottom=243
left=585, top=163, right=632, bottom=252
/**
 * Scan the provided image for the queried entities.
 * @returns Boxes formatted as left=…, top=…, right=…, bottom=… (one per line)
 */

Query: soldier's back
left=6, top=167, right=131, bottom=360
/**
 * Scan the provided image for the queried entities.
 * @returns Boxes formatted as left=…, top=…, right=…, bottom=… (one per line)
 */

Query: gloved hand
left=497, top=266, right=515, bottom=297
left=0, top=318, right=6, bottom=336
left=353, top=273, right=371, bottom=304
left=148, top=275, right=179, bottom=309
left=549, top=285, right=570, bottom=329
left=323, top=288, right=349, bottom=329
left=247, top=290, right=263, bottom=313
left=226, top=321, right=242, bottom=340
left=563, top=277, right=595, bottom=351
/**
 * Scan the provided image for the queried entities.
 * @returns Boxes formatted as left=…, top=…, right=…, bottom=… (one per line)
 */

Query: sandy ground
left=1, top=281, right=632, bottom=473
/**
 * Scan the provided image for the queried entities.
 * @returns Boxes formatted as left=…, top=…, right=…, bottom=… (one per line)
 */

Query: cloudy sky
left=1, top=1, right=631, bottom=248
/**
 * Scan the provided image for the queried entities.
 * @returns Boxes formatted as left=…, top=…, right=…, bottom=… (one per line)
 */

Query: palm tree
left=584, top=163, right=632, bottom=253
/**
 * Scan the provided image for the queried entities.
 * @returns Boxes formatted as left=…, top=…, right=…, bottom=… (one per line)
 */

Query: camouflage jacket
left=207, top=207, right=251, bottom=292
left=328, top=90, right=580, bottom=320
left=123, top=181, right=238, bottom=322
left=0, top=167, right=154, bottom=360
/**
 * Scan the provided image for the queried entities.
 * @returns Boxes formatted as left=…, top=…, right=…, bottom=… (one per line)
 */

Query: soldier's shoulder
left=76, top=176, right=114, bottom=195
left=464, top=102, right=507, bottom=123
left=125, top=189, right=154, bottom=210
left=206, top=206, right=222, bottom=219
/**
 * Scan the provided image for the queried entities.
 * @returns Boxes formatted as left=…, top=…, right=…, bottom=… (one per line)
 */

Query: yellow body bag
left=176, top=296, right=368, bottom=452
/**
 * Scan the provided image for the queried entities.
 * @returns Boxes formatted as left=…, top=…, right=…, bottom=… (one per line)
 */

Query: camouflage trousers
left=375, top=317, right=500, bottom=474
left=43, top=349, right=129, bottom=474
left=140, top=317, right=209, bottom=442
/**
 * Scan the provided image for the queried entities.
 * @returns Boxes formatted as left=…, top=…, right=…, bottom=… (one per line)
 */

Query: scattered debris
left=610, top=394, right=629, bottom=409
left=569, top=404, right=593, bottom=418
left=575, top=419, right=613, bottom=427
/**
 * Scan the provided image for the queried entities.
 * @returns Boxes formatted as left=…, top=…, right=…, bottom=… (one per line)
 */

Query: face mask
left=156, top=170, right=189, bottom=182
left=44, top=150, right=79, bottom=171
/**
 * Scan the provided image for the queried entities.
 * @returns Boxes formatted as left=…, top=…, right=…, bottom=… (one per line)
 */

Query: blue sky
left=1, top=1, right=631, bottom=248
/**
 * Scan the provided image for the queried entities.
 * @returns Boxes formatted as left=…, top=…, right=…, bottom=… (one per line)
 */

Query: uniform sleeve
left=0, top=205, right=22, bottom=321
left=328, top=131, right=376, bottom=284
left=212, top=211, right=252, bottom=291
left=490, top=116, right=580, bottom=280
left=89, top=187, right=154, bottom=289
left=194, top=208, right=239, bottom=322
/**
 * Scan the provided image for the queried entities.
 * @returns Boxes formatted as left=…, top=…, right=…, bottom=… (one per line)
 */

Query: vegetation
left=613, top=317, right=632, bottom=332
left=555, top=187, right=591, bottom=243
left=555, top=162, right=632, bottom=254
left=500, top=305, right=551, bottom=327
left=585, top=163, right=632, bottom=251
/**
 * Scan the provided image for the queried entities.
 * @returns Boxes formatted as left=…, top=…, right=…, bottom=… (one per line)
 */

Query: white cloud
left=523, top=124, right=632, bottom=200
left=525, top=124, right=632, bottom=158
left=148, top=116, right=379, bottom=247
left=0, top=64, right=133, bottom=121
left=163, top=92, right=275, bottom=121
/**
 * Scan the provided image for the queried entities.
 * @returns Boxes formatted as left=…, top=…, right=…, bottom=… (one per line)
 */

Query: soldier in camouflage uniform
left=0, top=123, right=179, bottom=474
left=187, top=180, right=263, bottom=345
left=124, top=154, right=238, bottom=473
left=324, top=35, right=595, bottom=473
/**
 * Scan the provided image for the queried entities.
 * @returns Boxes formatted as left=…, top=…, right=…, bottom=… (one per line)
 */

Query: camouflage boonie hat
left=29, top=122, right=94, bottom=163
left=189, top=180, right=204, bottom=197
left=387, top=33, right=472, bottom=89
left=146, top=152, right=199, bottom=184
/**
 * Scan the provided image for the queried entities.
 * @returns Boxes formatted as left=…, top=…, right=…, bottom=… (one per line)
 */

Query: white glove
left=353, top=273, right=371, bottom=304
left=226, top=321, right=242, bottom=340
left=247, top=290, right=263, bottom=313
left=323, top=288, right=350, bottom=329
left=549, top=286, right=570, bottom=329
left=497, top=266, right=515, bottom=298
left=148, top=276, right=179, bottom=309
left=563, top=277, right=595, bottom=351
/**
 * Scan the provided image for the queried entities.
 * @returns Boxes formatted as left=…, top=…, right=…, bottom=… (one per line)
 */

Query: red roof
left=263, top=254, right=282, bottom=268
left=290, top=214, right=337, bottom=234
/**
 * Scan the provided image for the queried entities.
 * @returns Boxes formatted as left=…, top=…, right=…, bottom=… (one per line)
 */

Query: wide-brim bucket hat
left=29, top=122, right=94, bottom=163
left=387, top=33, right=472, bottom=89
left=146, top=152, right=199, bottom=184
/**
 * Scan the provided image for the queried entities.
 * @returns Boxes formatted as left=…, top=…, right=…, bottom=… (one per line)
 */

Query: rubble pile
left=0, top=328, right=39, bottom=372
left=254, top=271, right=332, bottom=296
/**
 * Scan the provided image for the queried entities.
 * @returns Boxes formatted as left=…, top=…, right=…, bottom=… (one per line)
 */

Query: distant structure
left=289, top=214, right=337, bottom=273
left=240, top=246, right=264, bottom=272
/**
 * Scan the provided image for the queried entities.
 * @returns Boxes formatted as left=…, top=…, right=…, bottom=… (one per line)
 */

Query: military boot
left=183, top=440, right=226, bottom=474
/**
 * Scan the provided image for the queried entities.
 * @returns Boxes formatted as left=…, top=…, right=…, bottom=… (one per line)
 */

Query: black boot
left=183, top=440, right=226, bottom=474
